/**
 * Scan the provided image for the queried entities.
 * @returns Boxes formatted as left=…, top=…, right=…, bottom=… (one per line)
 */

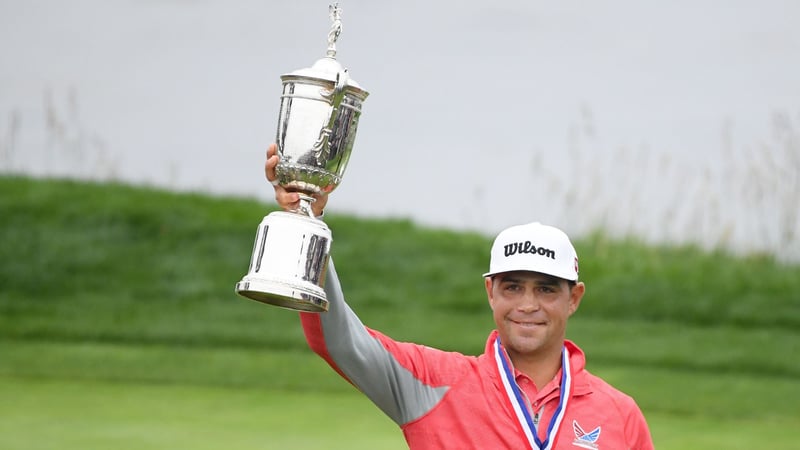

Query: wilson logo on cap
left=503, top=241, right=556, bottom=260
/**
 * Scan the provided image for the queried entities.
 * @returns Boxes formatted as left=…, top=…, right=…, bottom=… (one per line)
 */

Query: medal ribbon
left=494, top=337, right=572, bottom=450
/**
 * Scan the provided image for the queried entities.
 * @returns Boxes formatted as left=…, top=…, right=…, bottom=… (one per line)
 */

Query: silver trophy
left=235, top=3, right=368, bottom=312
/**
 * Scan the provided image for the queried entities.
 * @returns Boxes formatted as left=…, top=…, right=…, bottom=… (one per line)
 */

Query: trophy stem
left=295, top=194, right=316, bottom=218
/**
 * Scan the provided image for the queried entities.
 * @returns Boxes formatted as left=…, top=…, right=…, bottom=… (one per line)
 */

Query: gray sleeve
left=317, top=258, right=449, bottom=425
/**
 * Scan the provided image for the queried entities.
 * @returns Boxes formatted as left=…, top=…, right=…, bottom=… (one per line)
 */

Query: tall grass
left=1, top=89, right=797, bottom=261
left=529, top=107, right=800, bottom=262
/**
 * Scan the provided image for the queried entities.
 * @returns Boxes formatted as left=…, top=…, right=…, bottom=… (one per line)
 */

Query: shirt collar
left=484, top=331, right=593, bottom=397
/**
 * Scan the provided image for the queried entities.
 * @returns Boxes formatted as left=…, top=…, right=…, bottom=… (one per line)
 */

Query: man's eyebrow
left=534, top=276, right=561, bottom=286
left=496, top=274, right=561, bottom=286
left=496, top=275, right=523, bottom=283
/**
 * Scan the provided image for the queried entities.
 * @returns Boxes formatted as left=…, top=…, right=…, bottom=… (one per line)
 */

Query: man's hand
left=265, top=143, right=329, bottom=217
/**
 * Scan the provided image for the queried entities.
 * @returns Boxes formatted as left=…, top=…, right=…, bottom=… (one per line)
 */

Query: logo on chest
left=572, top=420, right=601, bottom=449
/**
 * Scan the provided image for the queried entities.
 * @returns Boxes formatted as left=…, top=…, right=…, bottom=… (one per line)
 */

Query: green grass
left=1, top=175, right=799, bottom=449
left=0, top=377, right=402, bottom=450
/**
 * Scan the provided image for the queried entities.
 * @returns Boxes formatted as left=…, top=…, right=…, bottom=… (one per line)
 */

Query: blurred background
left=2, top=0, right=798, bottom=260
left=2, top=1, right=800, bottom=449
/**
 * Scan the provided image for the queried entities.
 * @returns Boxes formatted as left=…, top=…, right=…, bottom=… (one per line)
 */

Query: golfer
left=266, top=144, right=654, bottom=449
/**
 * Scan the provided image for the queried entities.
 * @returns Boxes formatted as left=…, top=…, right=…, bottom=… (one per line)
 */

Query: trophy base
left=236, top=278, right=328, bottom=312
left=235, top=210, right=332, bottom=313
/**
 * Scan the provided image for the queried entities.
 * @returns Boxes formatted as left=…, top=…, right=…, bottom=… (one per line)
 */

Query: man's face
left=485, top=271, right=584, bottom=361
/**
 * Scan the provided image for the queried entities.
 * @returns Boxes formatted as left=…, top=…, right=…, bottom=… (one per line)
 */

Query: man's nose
left=517, top=291, right=541, bottom=312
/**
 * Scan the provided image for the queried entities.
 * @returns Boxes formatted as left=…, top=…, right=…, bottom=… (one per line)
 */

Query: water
left=1, top=0, right=798, bottom=261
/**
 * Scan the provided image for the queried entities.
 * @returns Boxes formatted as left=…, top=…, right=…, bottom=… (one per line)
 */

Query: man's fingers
left=278, top=191, right=299, bottom=202
left=265, top=144, right=279, bottom=184
left=276, top=190, right=301, bottom=210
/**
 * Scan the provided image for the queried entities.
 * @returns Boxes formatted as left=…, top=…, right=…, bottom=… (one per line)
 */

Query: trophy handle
left=310, top=69, right=349, bottom=165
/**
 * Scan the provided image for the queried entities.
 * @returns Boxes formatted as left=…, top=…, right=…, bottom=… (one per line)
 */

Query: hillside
left=1, top=175, right=799, bottom=449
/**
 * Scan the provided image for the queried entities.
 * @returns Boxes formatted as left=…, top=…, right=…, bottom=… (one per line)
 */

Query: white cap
left=483, top=222, right=579, bottom=281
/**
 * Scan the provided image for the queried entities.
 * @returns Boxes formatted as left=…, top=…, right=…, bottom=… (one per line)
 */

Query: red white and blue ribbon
left=494, top=337, right=572, bottom=450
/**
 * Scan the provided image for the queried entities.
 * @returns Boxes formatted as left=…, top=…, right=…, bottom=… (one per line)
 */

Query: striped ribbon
left=494, top=337, right=572, bottom=450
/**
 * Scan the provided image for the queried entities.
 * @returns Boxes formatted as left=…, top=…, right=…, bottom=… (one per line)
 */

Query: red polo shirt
left=301, top=262, right=654, bottom=449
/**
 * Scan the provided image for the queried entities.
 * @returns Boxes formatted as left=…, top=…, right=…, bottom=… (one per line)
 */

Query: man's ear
left=485, top=277, right=494, bottom=308
left=568, top=281, right=586, bottom=316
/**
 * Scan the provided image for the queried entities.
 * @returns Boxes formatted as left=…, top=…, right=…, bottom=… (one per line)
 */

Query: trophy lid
left=280, top=2, right=368, bottom=95
left=284, top=57, right=366, bottom=93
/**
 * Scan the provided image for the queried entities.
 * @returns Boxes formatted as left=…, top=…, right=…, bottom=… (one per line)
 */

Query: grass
left=0, top=377, right=402, bottom=450
left=1, top=175, right=799, bottom=449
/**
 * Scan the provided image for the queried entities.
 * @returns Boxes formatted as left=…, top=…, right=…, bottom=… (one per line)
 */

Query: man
left=265, top=144, right=654, bottom=449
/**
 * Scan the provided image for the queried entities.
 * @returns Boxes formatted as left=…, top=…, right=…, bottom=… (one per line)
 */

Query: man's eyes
left=501, top=282, right=559, bottom=294
left=503, top=285, right=556, bottom=293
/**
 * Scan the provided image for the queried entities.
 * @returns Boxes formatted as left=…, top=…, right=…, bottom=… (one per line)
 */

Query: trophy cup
left=235, top=2, right=368, bottom=312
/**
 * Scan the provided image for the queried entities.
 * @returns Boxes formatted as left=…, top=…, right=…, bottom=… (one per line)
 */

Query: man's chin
left=505, top=335, right=545, bottom=354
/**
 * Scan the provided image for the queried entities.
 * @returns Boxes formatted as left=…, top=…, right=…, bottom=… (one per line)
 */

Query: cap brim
left=482, top=269, right=577, bottom=281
